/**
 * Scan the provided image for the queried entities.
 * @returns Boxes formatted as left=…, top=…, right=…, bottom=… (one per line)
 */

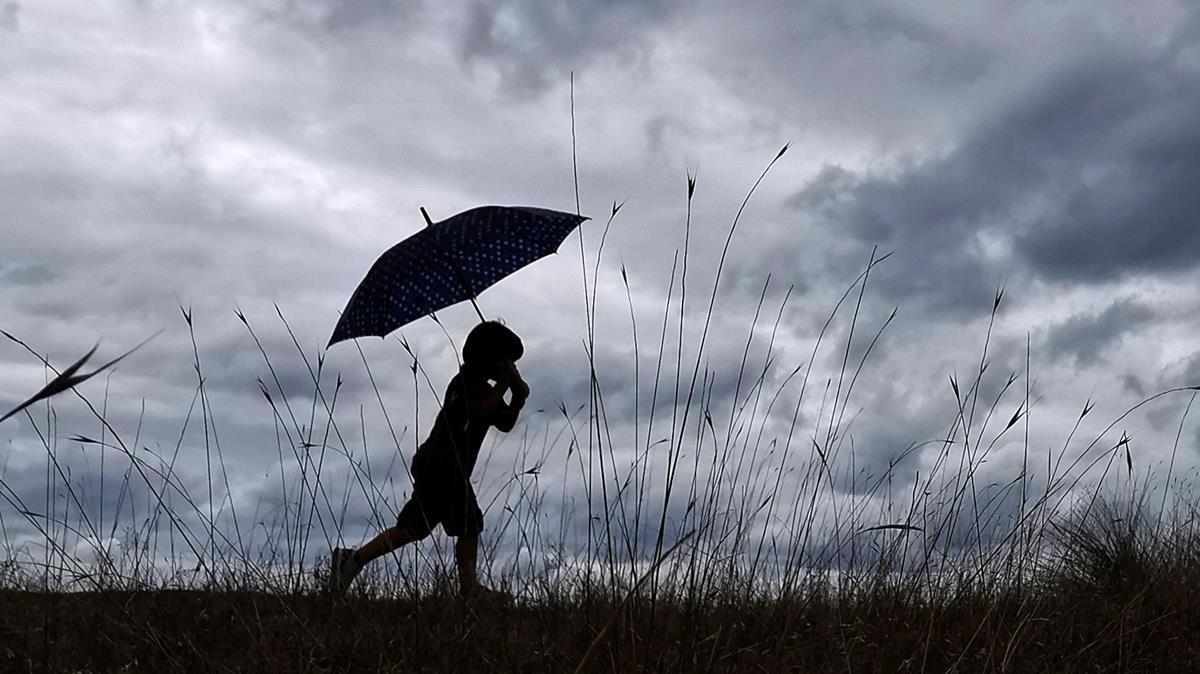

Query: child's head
left=462, top=321, right=523, bottom=372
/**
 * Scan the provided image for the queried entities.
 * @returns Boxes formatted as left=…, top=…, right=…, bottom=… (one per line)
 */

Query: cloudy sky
left=2, top=1, right=1199, bottom=578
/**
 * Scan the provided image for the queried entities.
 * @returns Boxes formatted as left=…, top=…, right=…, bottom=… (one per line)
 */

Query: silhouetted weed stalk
left=3, top=147, right=1200, bottom=670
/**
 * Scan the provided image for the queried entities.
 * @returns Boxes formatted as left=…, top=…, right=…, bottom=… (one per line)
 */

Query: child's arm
left=503, top=362, right=530, bottom=400
left=479, top=363, right=528, bottom=432
left=466, top=362, right=528, bottom=427
left=467, top=379, right=511, bottom=420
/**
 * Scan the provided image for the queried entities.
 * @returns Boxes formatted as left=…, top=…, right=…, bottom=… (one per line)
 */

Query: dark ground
left=1, top=576, right=1197, bottom=672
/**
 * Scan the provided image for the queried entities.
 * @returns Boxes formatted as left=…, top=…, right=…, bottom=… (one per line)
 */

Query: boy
left=330, top=321, right=529, bottom=598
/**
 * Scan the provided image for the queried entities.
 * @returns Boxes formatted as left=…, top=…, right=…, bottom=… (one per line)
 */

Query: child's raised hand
left=504, top=362, right=530, bottom=400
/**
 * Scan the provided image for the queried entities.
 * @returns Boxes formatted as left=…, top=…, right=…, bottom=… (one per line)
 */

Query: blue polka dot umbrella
left=328, top=205, right=589, bottom=346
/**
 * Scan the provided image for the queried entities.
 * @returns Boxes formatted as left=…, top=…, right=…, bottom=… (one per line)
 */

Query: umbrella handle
left=468, top=296, right=486, bottom=323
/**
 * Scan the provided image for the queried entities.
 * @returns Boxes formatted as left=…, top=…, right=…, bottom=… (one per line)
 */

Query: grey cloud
left=3, top=264, right=55, bottom=286
left=244, top=0, right=422, bottom=36
left=317, top=1, right=415, bottom=33
left=787, top=165, right=857, bottom=216
left=644, top=114, right=694, bottom=154
left=719, top=241, right=811, bottom=308
left=786, top=150, right=1018, bottom=315
left=780, top=0, right=991, bottom=86
left=1011, top=59, right=1200, bottom=281
left=691, top=0, right=994, bottom=145
left=1121, top=374, right=1147, bottom=398
left=1041, top=299, right=1156, bottom=368
left=0, top=130, right=332, bottom=254
left=786, top=45, right=1200, bottom=314
left=460, top=0, right=686, bottom=95
left=801, top=1, right=942, bottom=45
left=0, top=2, right=16, bottom=34
left=1181, top=352, right=1200, bottom=390
left=1016, top=142, right=1200, bottom=282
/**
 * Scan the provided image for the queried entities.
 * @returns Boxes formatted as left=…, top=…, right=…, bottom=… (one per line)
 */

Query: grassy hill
left=3, top=548, right=1198, bottom=673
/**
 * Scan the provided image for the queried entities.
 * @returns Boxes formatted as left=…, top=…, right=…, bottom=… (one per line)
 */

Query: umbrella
left=328, top=205, right=588, bottom=346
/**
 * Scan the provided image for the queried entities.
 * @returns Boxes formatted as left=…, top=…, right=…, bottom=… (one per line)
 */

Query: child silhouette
left=331, top=321, right=529, bottom=599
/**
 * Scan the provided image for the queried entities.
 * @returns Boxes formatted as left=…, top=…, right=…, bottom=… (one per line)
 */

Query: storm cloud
left=3, top=1, right=1200, bottom=577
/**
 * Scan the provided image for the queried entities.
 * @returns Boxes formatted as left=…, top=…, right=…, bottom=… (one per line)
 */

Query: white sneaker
left=330, top=547, right=362, bottom=595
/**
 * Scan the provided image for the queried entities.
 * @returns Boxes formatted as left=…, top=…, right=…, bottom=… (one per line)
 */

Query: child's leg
left=356, top=526, right=419, bottom=565
left=448, top=481, right=485, bottom=596
left=454, top=533, right=479, bottom=592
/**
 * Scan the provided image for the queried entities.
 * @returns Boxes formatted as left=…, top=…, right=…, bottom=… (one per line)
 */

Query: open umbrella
left=328, top=205, right=588, bottom=347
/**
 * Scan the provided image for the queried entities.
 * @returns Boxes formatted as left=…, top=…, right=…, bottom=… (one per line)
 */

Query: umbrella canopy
left=328, top=205, right=588, bottom=346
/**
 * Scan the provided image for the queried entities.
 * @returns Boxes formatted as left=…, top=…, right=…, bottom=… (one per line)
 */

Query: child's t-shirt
left=412, top=365, right=517, bottom=481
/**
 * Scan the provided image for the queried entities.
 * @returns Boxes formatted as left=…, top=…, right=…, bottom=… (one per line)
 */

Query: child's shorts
left=395, top=465, right=484, bottom=539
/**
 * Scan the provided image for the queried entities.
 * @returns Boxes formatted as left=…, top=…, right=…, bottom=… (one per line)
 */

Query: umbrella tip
left=420, top=206, right=433, bottom=227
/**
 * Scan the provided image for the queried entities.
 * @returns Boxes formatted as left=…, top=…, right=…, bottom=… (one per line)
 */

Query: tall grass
left=2, top=151, right=1199, bottom=670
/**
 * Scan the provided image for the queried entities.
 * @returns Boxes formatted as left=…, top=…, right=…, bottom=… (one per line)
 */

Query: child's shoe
left=329, top=547, right=362, bottom=595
